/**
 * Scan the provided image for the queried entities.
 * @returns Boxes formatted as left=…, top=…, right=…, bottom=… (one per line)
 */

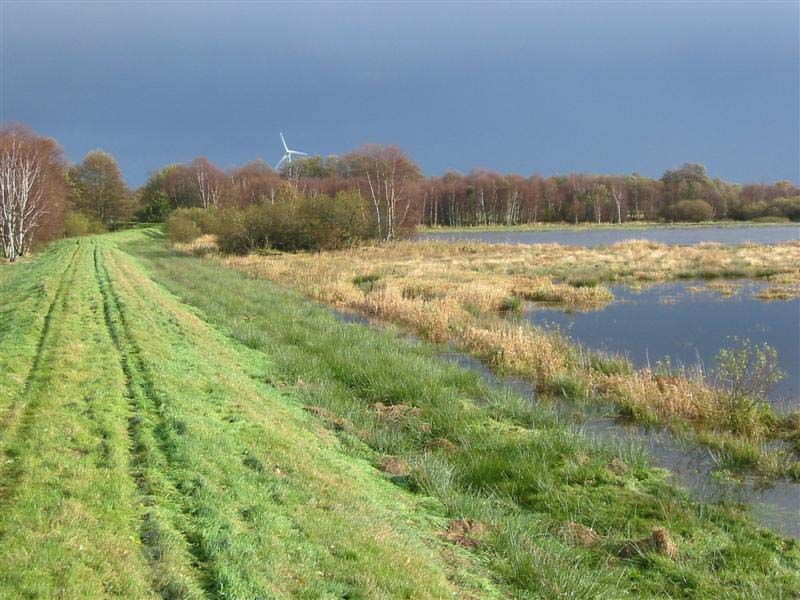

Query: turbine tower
left=275, top=132, right=308, bottom=171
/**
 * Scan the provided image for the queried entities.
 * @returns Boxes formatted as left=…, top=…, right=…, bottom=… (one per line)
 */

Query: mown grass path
left=0, top=238, right=499, bottom=598
left=1, top=231, right=799, bottom=599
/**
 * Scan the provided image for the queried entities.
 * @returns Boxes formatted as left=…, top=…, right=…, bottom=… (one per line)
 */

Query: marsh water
left=419, top=224, right=800, bottom=247
left=436, top=349, right=800, bottom=539
left=331, top=307, right=800, bottom=538
left=527, top=281, right=800, bottom=410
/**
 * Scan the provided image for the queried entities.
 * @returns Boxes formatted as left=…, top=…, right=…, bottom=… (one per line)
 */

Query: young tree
left=608, top=177, right=627, bottom=223
left=163, top=165, right=200, bottom=208
left=191, top=157, right=225, bottom=209
left=343, top=145, right=422, bottom=240
left=660, top=163, right=711, bottom=204
left=68, top=150, right=130, bottom=224
left=0, top=124, right=68, bottom=262
left=230, top=160, right=281, bottom=206
left=135, top=168, right=172, bottom=222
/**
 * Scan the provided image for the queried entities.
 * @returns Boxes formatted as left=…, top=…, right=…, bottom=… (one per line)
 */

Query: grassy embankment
left=196, top=238, right=800, bottom=479
left=125, top=228, right=800, bottom=597
left=2, top=229, right=798, bottom=597
left=419, top=221, right=799, bottom=233
left=0, top=237, right=500, bottom=598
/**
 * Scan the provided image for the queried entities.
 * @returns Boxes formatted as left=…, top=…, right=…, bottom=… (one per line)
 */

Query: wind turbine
left=275, top=132, right=308, bottom=171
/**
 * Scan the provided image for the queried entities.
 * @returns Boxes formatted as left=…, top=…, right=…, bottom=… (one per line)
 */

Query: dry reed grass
left=169, top=237, right=799, bottom=476
left=216, top=239, right=799, bottom=436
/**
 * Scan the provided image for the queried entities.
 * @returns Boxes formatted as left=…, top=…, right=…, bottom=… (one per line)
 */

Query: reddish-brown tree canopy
left=0, top=124, right=68, bottom=260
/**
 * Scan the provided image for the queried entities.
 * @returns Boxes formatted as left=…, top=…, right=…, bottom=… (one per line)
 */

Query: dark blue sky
left=2, top=1, right=798, bottom=186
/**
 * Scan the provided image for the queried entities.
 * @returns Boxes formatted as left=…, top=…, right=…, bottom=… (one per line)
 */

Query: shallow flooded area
left=436, top=349, right=800, bottom=540
left=420, top=224, right=800, bottom=247
left=527, top=281, right=800, bottom=409
left=333, top=309, right=800, bottom=539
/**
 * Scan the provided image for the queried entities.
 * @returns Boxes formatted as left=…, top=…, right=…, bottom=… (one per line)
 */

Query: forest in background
left=2, top=123, right=799, bottom=259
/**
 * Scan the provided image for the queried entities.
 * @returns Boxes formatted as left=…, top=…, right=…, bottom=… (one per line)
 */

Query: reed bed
left=189, top=237, right=799, bottom=477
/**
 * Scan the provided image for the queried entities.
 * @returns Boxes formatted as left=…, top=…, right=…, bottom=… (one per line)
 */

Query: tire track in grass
left=0, top=243, right=82, bottom=500
left=0, top=242, right=158, bottom=597
left=105, top=239, right=496, bottom=600
left=99, top=245, right=280, bottom=598
left=0, top=242, right=80, bottom=436
left=93, top=243, right=208, bottom=599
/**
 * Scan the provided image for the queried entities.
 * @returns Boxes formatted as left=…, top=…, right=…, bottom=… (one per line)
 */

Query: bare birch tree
left=344, top=145, right=421, bottom=241
left=192, top=157, right=224, bottom=209
left=0, top=125, right=67, bottom=262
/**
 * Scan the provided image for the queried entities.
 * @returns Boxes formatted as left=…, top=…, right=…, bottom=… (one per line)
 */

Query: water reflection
left=527, top=281, right=799, bottom=409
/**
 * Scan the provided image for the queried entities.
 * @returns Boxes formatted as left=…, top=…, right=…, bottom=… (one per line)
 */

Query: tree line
left=2, top=122, right=798, bottom=261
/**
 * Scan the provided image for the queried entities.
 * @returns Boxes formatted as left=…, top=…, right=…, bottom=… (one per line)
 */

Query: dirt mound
left=618, top=527, right=678, bottom=560
left=608, top=458, right=630, bottom=476
left=559, top=522, right=600, bottom=547
left=425, top=437, right=459, bottom=453
left=371, top=402, right=422, bottom=421
left=443, top=519, right=487, bottom=549
left=303, top=405, right=351, bottom=430
left=379, top=456, right=411, bottom=476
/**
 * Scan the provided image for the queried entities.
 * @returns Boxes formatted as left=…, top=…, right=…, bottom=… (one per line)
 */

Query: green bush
left=772, top=196, right=800, bottom=221
left=667, top=199, right=714, bottom=222
left=713, top=339, right=783, bottom=436
left=296, top=191, right=377, bottom=250
left=165, top=212, right=200, bottom=243
left=179, top=207, right=221, bottom=234
left=211, top=210, right=248, bottom=254
left=214, top=190, right=378, bottom=254
left=64, top=211, right=106, bottom=237
left=729, top=196, right=800, bottom=222
left=166, top=189, right=379, bottom=254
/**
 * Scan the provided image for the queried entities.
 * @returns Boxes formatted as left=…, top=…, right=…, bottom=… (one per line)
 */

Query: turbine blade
left=291, top=151, right=308, bottom=156
left=280, top=132, right=289, bottom=153
left=275, top=155, right=287, bottom=170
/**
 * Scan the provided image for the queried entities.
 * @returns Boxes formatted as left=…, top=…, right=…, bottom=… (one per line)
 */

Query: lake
left=526, top=281, right=800, bottom=409
left=419, top=224, right=800, bottom=246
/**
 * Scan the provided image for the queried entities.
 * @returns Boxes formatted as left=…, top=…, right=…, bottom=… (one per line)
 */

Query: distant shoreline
left=418, top=221, right=800, bottom=234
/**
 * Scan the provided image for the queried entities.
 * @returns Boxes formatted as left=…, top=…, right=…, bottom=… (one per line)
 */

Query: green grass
left=1, top=230, right=798, bottom=598
left=0, top=237, right=500, bottom=598
left=110, top=228, right=798, bottom=598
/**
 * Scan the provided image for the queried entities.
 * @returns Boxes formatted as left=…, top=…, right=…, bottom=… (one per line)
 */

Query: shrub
left=667, top=199, right=714, bottom=222
left=179, top=207, right=221, bottom=234
left=214, top=190, right=379, bottom=254
left=165, top=212, right=200, bottom=243
left=353, top=273, right=381, bottom=294
left=296, top=191, right=377, bottom=250
left=712, top=339, right=783, bottom=435
left=499, top=296, right=522, bottom=313
left=214, top=210, right=250, bottom=254
left=64, top=211, right=105, bottom=237
left=772, top=196, right=800, bottom=221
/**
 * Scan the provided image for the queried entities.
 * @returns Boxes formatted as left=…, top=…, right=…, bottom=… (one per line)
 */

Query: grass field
left=1, top=229, right=799, bottom=598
